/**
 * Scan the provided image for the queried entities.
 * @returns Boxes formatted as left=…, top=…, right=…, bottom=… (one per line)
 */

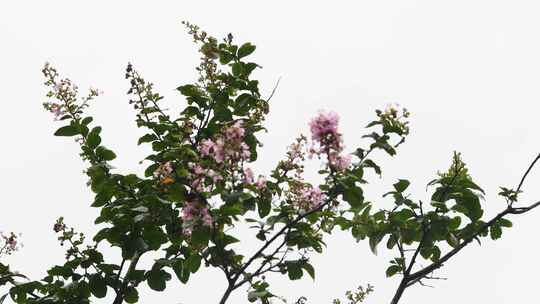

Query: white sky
left=1, top=1, right=540, bottom=303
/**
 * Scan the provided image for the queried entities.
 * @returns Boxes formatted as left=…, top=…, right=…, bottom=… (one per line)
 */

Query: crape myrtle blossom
left=255, top=175, right=267, bottom=190
left=243, top=167, right=254, bottom=185
left=328, top=152, right=352, bottom=172
left=187, top=162, right=223, bottom=193
left=309, top=111, right=339, bottom=142
left=242, top=168, right=267, bottom=190
left=308, top=111, right=351, bottom=172
left=181, top=200, right=213, bottom=235
left=294, top=185, right=326, bottom=213
left=198, top=121, right=251, bottom=165
left=274, top=135, right=308, bottom=181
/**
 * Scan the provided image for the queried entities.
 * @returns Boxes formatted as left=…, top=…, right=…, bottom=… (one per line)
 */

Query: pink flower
left=255, top=175, right=267, bottom=190
left=182, top=201, right=198, bottom=221
left=213, top=139, right=226, bottom=163
left=200, top=207, right=213, bottom=227
left=199, top=139, right=216, bottom=156
left=298, top=186, right=326, bottom=211
left=309, top=111, right=340, bottom=141
left=50, top=104, right=65, bottom=119
left=240, top=143, right=251, bottom=160
left=243, top=167, right=254, bottom=184
left=190, top=177, right=204, bottom=192
left=181, top=201, right=213, bottom=232
left=329, top=153, right=352, bottom=171
left=225, top=121, right=245, bottom=141
left=207, top=169, right=223, bottom=183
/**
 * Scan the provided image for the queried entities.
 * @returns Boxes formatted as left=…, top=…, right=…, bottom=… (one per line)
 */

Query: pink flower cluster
left=188, top=162, right=223, bottom=192
left=181, top=200, right=213, bottom=235
left=243, top=167, right=267, bottom=190
left=308, top=111, right=351, bottom=172
left=295, top=186, right=325, bottom=212
left=288, top=138, right=305, bottom=164
left=255, top=175, right=267, bottom=190
left=309, top=111, right=339, bottom=142
left=188, top=163, right=223, bottom=192
left=198, top=121, right=251, bottom=164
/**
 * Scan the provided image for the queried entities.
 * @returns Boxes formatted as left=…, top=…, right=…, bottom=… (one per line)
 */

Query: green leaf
left=361, top=159, right=381, bottom=176
left=172, top=260, right=190, bottom=284
left=142, top=226, right=168, bottom=250
left=124, top=287, right=139, bottom=303
left=287, top=262, right=303, bottom=280
left=393, top=209, right=414, bottom=223
left=81, top=117, right=93, bottom=126
left=191, top=227, right=210, bottom=248
left=54, top=125, right=79, bottom=136
left=89, top=274, right=107, bottom=298
left=87, top=127, right=102, bottom=149
left=343, top=186, right=364, bottom=208
left=369, top=235, right=382, bottom=255
left=386, top=234, right=397, bottom=249
left=238, top=43, right=256, bottom=58
left=219, top=51, right=234, bottom=64
left=146, top=269, right=170, bottom=292
left=185, top=254, right=202, bottom=273
left=257, top=199, right=271, bottom=218
left=177, top=84, right=200, bottom=97
left=248, top=291, right=269, bottom=302
left=138, top=134, right=157, bottom=145
left=386, top=265, right=401, bottom=277
left=232, top=62, right=243, bottom=76
left=302, top=263, right=315, bottom=280
left=446, top=232, right=459, bottom=247
left=96, top=146, right=116, bottom=161
left=497, top=218, right=512, bottom=228
left=490, top=224, right=502, bottom=240
left=456, top=191, right=483, bottom=221
left=448, top=216, right=462, bottom=230
left=393, top=179, right=410, bottom=193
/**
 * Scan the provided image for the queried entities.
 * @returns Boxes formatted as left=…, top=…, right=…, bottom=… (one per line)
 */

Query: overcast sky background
left=1, top=1, right=540, bottom=303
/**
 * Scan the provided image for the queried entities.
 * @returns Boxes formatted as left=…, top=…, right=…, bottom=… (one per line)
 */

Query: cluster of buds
left=308, top=111, right=351, bottom=172
left=181, top=200, right=213, bottom=235
left=53, top=217, right=67, bottom=233
left=154, top=161, right=175, bottom=185
left=126, top=63, right=156, bottom=112
left=42, top=62, right=101, bottom=120
left=377, top=103, right=411, bottom=135
left=0, top=231, right=22, bottom=255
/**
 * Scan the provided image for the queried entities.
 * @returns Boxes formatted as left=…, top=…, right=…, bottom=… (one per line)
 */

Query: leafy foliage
left=0, top=22, right=538, bottom=304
